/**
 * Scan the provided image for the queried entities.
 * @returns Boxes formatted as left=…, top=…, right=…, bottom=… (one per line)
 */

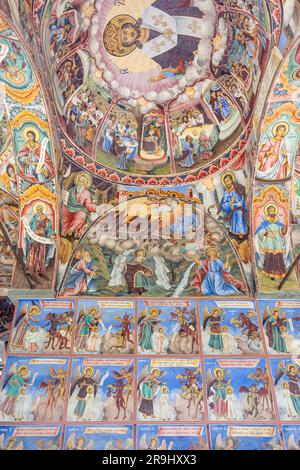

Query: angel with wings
left=275, top=361, right=300, bottom=418
left=263, top=306, right=289, bottom=353
left=138, top=307, right=162, bottom=353
left=203, top=306, right=225, bottom=352
left=0, top=435, right=24, bottom=450
left=66, top=433, right=94, bottom=450
left=139, top=434, right=173, bottom=451
left=35, top=437, right=62, bottom=450
left=11, top=303, right=40, bottom=351
left=1, top=363, right=38, bottom=420
left=214, top=434, right=240, bottom=450
left=138, top=366, right=166, bottom=419
left=105, top=438, right=133, bottom=450
left=287, top=433, right=300, bottom=450
left=69, top=365, right=109, bottom=420
left=207, top=367, right=232, bottom=419
left=75, top=305, right=105, bottom=352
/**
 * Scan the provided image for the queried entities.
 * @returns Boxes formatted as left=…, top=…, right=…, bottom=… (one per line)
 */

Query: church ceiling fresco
left=0, top=0, right=297, bottom=298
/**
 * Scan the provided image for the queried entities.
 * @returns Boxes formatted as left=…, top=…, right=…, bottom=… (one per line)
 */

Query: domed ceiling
left=42, top=0, right=271, bottom=185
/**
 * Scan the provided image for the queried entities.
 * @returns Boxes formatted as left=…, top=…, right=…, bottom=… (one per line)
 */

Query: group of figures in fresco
left=0, top=293, right=300, bottom=449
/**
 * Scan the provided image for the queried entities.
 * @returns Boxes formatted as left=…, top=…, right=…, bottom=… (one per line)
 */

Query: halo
left=151, top=367, right=160, bottom=375
left=206, top=246, right=220, bottom=256
left=33, top=202, right=47, bottom=214
left=221, top=171, right=236, bottom=186
left=83, top=366, right=94, bottom=376
left=29, top=305, right=40, bottom=315
left=103, top=15, right=138, bottom=58
left=22, top=126, right=40, bottom=142
left=272, top=121, right=290, bottom=137
left=292, top=67, right=300, bottom=81
left=287, top=363, right=296, bottom=372
left=88, top=306, right=98, bottom=315
left=264, top=203, right=279, bottom=216
left=74, top=171, right=92, bottom=189
left=18, top=365, right=29, bottom=374
left=212, top=307, right=221, bottom=315
left=149, top=308, right=159, bottom=317
left=213, top=367, right=224, bottom=378
left=271, top=307, right=280, bottom=314
left=281, top=381, right=288, bottom=387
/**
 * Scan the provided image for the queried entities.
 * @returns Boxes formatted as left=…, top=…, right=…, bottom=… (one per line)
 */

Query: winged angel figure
left=0, top=434, right=24, bottom=450
left=139, top=434, right=173, bottom=450
left=66, top=433, right=94, bottom=450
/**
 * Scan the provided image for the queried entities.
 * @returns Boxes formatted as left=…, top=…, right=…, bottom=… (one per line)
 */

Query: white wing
left=139, top=433, right=148, bottom=450
left=288, top=434, right=299, bottom=450
left=86, top=439, right=94, bottom=450
left=215, top=433, right=224, bottom=450
left=125, top=438, right=133, bottom=450
left=158, top=439, right=167, bottom=450
left=100, top=371, right=109, bottom=387
left=15, top=440, right=24, bottom=450
left=0, top=434, right=4, bottom=450
left=172, top=262, right=196, bottom=297
left=108, top=250, right=134, bottom=287
left=66, top=432, right=75, bottom=450
left=153, top=255, right=171, bottom=290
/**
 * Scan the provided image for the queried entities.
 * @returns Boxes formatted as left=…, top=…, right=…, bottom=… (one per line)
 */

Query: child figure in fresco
left=160, top=386, right=170, bottom=421
left=27, top=326, right=40, bottom=352
left=82, top=385, right=95, bottom=421
left=14, top=386, right=27, bottom=421
left=87, top=326, right=100, bottom=353
left=156, top=327, right=166, bottom=354
left=225, top=386, right=236, bottom=420
left=282, top=381, right=298, bottom=419
left=221, top=326, right=232, bottom=354
left=280, top=326, right=296, bottom=354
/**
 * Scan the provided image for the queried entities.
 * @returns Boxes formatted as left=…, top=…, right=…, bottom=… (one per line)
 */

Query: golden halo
left=212, top=307, right=221, bottom=315
left=33, top=202, right=47, bottom=214
left=29, top=305, right=40, bottom=315
left=151, top=367, right=160, bottom=375
left=5, top=70, right=25, bottom=85
left=18, top=365, right=29, bottom=374
left=213, top=367, right=224, bottom=378
left=271, top=307, right=280, bottom=314
left=264, top=203, right=279, bottom=216
left=149, top=308, right=159, bottom=317
left=221, top=171, right=236, bottom=186
left=83, top=366, right=94, bottom=376
left=206, top=247, right=220, bottom=257
left=103, top=15, right=138, bottom=57
left=74, top=171, right=92, bottom=189
left=22, top=126, right=40, bottom=142
left=272, top=121, right=290, bottom=137
left=226, top=386, right=233, bottom=393
left=88, top=306, right=98, bottom=315
left=287, top=363, right=296, bottom=372
left=281, top=381, right=288, bottom=387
